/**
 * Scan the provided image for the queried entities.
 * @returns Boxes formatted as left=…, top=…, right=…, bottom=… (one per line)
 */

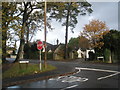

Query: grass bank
left=3, top=63, right=56, bottom=79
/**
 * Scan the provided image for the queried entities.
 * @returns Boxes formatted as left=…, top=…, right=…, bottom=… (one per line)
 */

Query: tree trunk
left=26, top=25, right=29, bottom=44
left=2, top=23, right=8, bottom=63
left=65, top=25, right=68, bottom=59
left=2, top=28, right=7, bottom=63
left=64, top=3, right=70, bottom=59
left=15, top=3, right=28, bottom=62
left=15, top=22, right=26, bottom=62
left=109, top=54, right=112, bottom=63
left=15, top=39, right=25, bottom=61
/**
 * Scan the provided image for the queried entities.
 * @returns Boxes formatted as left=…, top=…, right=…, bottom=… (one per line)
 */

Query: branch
left=27, top=3, right=33, bottom=15
left=16, top=12, right=23, bottom=17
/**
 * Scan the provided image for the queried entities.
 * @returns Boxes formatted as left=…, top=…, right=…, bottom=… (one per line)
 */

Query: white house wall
left=86, top=49, right=95, bottom=58
left=77, top=49, right=85, bottom=58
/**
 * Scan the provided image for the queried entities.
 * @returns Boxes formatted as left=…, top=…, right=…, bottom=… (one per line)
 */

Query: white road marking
left=49, top=75, right=88, bottom=83
left=61, top=76, right=88, bottom=83
left=75, top=67, right=120, bottom=80
left=75, top=67, right=119, bottom=73
left=97, top=72, right=120, bottom=80
left=60, top=84, right=78, bottom=90
left=49, top=69, right=81, bottom=82
left=73, top=68, right=81, bottom=75
left=66, top=84, right=78, bottom=89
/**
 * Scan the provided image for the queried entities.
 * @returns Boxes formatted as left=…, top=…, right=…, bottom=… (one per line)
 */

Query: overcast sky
left=33, top=2, right=118, bottom=45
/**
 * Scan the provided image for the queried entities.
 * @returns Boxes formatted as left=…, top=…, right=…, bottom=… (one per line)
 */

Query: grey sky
left=33, top=2, right=118, bottom=45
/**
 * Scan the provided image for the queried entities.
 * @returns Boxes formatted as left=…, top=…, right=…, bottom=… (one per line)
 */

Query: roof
left=54, top=44, right=65, bottom=54
left=28, top=41, right=60, bottom=52
left=42, top=41, right=59, bottom=52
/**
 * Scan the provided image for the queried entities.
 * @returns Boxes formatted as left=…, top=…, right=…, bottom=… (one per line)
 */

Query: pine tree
left=49, top=2, right=93, bottom=59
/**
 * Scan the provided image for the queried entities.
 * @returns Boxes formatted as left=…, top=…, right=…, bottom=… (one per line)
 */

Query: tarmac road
left=5, top=59, right=120, bottom=89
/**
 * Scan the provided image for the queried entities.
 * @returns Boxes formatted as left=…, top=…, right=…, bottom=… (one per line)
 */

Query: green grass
left=3, top=63, right=56, bottom=79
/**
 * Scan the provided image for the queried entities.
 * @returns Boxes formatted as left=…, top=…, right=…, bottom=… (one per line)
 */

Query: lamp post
left=44, top=0, right=47, bottom=68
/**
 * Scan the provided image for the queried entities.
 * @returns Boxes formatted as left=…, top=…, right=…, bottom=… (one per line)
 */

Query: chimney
left=57, top=39, right=59, bottom=45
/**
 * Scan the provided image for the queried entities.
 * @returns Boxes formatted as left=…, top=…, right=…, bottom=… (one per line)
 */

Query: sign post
left=37, top=40, right=43, bottom=71
left=39, top=50, right=41, bottom=70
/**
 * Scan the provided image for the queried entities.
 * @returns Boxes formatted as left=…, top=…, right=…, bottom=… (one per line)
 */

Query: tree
left=68, top=36, right=89, bottom=52
left=15, top=2, right=44, bottom=62
left=102, top=30, right=120, bottom=63
left=81, top=19, right=109, bottom=49
left=2, top=2, right=19, bottom=63
left=50, top=2, right=93, bottom=59
left=79, top=36, right=90, bottom=49
left=15, top=2, right=54, bottom=62
left=15, top=2, right=33, bottom=61
left=68, top=37, right=79, bottom=51
left=2, top=2, right=54, bottom=63
left=25, top=10, right=53, bottom=44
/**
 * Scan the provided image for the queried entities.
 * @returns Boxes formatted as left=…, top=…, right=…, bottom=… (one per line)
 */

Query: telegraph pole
left=44, top=0, right=47, bottom=68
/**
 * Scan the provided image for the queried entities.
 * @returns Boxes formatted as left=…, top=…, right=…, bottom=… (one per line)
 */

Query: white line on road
left=97, top=72, right=120, bottom=80
left=66, top=84, right=78, bottom=89
left=73, top=68, right=81, bottom=75
left=75, top=67, right=120, bottom=80
left=75, top=67, right=119, bottom=73
left=60, top=84, right=78, bottom=90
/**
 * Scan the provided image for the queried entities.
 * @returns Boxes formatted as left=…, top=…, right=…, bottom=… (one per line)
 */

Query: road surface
left=5, top=59, right=120, bottom=89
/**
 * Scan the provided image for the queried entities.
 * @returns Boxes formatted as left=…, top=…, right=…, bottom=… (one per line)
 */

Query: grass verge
left=3, top=63, right=56, bottom=79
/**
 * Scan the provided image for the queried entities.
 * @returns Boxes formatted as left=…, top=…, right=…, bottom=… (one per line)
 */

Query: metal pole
left=44, top=1, right=47, bottom=68
left=40, top=50, right=42, bottom=71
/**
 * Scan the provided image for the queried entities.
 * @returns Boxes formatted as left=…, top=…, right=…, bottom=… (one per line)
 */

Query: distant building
left=48, top=49, right=52, bottom=53
left=86, top=49, right=95, bottom=59
left=76, top=48, right=95, bottom=60
left=42, top=41, right=58, bottom=53
left=77, top=48, right=85, bottom=58
left=7, top=47, right=17, bottom=54
left=7, top=47, right=17, bottom=58
left=53, top=44, right=64, bottom=60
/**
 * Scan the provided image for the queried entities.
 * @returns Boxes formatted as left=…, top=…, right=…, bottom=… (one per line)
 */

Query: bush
left=30, top=51, right=39, bottom=59
left=41, top=52, right=53, bottom=60
left=47, top=52, right=53, bottom=60
left=104, top=48, right=110, bottom=62
left=41, top=52, right=45, bottom=60
left=112, top=51, right=119, bottom=63
left=24, top=43, right=39, bottom=59
left=74, top=51, right=78, bottom=59
left=24, top=43, right=31, bottom=59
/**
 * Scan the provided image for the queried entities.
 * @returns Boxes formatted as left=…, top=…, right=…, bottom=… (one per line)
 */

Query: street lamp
left=44, top=0, right=47, bottom=68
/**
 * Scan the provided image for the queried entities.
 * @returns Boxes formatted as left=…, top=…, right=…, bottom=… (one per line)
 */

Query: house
left=69, top=50, right=78, bottom=59
left=53, top=44, right=64, bottom=60
left=6, top=47, right=17, bottom=58
left=76, top=48, right=95, bottom=60
left=42, top=41, right=58, bottom=53
left=85, top=49, right=95, bottom=60
left=77, top=48, right=85, bottom=58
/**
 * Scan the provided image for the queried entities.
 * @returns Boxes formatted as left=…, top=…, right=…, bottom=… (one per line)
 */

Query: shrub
left=47, top=52, right=53, bottom=60
left=104, top=48, right=110, bottom=62
left=30, top=51, right=39, bottom=59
